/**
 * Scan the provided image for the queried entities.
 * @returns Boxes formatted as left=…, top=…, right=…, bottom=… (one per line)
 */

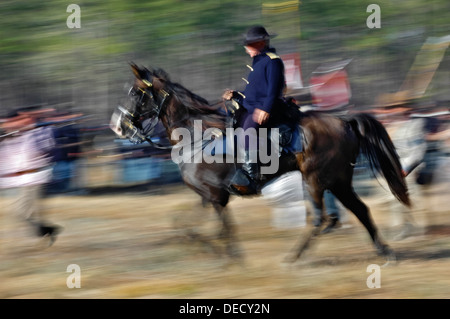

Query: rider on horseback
left=223, top=26, right=294, bottom=195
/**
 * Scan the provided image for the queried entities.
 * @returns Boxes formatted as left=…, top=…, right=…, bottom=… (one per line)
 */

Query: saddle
left=223, top=97, right=303, bottom=155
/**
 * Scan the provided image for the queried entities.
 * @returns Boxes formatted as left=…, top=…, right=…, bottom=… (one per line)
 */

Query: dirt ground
left=0, top=172, right=449, bottom=299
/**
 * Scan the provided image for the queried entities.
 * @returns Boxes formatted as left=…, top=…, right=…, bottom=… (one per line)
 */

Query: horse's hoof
left=228, top=249, right=241, bottom=260
left=321, top=217, right=340, bottom=234
left=225, top=242, right=243, bottom=259
left=382, top=250, right=397, bottom=267
left=283, top=255, right=296, bottom=264
left=283, top=252, right=302, bottom=264
left=375, top=243, right=397, bottom=267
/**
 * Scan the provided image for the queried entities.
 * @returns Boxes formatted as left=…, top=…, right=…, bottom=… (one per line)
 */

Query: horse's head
left=110, top=63, right=170, bottom=143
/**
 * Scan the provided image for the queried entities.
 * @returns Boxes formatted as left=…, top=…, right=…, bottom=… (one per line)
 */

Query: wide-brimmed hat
left=17, top=107, right=55, bottom=117
left=243, top=26, right=277, bottom=45
left=369, top=106, right=412, bottom=115
left=0, top=114, right=36, bottom=132
left=0, top=107, right=55, bottom=132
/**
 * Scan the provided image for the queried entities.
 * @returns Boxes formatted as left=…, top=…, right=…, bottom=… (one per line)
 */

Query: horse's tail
left=350, top=113, right=410, bottom=207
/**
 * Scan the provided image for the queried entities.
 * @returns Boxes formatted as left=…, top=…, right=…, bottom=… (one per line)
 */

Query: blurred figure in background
left=415, top=108, right=449, bottom=186
left=321, top=190, right=342, bottom=233
left=373, top=106, right=428, bottom=240
left=43, top=112, right=84, bottom=195
left=307, top=189, right=343, bottom=233
left=0, top=108, right=62, bottom=248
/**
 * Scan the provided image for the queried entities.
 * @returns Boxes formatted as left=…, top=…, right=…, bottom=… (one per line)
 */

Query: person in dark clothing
left=321, top=190, right=342, bottom=233
left=223, top=26, right=286, bottom=194
left=47, top=124, right=81, bottom=193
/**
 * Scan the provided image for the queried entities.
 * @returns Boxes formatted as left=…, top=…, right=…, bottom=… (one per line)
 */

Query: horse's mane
left=152, top=68, right=227, bottom=131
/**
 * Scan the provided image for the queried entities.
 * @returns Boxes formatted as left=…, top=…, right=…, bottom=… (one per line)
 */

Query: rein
left=145, top=134, right=173, bottom=150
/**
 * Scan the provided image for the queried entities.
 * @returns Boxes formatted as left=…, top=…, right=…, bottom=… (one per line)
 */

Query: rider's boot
left=230, top=150, right=259, bottom=195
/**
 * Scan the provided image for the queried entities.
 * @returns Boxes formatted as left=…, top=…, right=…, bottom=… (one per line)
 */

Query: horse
left=110, top=63, right=410, bottom=263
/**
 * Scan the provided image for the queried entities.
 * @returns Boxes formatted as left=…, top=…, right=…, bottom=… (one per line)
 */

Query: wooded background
left=0, top=0, right=448, bottom=121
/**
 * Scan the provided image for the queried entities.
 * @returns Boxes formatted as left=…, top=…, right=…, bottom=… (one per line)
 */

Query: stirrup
left=229, top=183, right=258, bottom=196
left=229, top=169, right=258, bottom=195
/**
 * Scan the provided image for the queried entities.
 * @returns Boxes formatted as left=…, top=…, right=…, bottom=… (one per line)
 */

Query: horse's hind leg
left=331, top=186, right=395, bottom=262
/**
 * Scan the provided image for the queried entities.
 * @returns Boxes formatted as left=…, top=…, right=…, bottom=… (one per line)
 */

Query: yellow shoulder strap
left=266, top=52, right=280, bottom=59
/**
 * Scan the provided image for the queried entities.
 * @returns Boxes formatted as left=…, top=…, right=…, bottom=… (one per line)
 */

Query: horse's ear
left=129, top=62, right=142, bottom=79
left=152, top=77, right=165, bottom=90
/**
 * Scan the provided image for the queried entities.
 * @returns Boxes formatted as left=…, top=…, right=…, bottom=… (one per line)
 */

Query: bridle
left=116, top=75, right=173, bottom=150
left=132, top=78, right=170, bottom=120
left=113, top=70, right=227, bottom=150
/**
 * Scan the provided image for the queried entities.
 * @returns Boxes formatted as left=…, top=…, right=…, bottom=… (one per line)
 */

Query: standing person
left=307, top=189, right=342, bottom=232
left=222, top=25, right=287, bottom=194
left=43, top=112, right=84, bottom=194
left=0, top=110, right=62, bottom=247
left=374, top=106, right=428, bottom=240
left=321, top=190, right=342, bottom=233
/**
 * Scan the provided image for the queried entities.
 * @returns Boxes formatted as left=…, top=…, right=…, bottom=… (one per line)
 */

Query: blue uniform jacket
left=238, top=48, right=285, bottom=114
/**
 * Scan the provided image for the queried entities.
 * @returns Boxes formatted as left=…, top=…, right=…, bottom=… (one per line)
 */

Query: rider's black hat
left=243, top=26, right=277, bottom=45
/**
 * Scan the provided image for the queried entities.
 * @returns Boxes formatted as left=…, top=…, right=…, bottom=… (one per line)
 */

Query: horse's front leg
left=213, top=203, right=242, bottom=259
left=285, top=190, right=324, bottom=263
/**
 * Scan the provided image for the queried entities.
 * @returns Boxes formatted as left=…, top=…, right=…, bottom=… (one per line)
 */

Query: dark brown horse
left=110, top=63, right=410, bottom=262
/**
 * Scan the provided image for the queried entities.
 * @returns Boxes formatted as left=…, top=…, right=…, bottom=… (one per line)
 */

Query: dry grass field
left=0, top=172, right=449, bottom=299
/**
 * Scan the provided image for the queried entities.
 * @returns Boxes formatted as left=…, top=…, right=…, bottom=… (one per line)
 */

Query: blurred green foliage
left=0, top=0, right=448, bottom=116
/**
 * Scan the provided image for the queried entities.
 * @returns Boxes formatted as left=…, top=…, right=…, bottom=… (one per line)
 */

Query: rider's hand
left=222, top=89, right=234, bottom=101
left=253, top=108, right=269, bottom=125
